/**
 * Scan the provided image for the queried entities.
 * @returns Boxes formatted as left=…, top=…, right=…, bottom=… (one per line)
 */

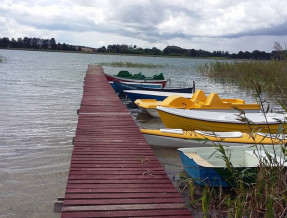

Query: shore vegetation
left=0, top=36, right=283, bottom=60
left=195, top=42, right=287, bottom=100
left=178, top=85, right=287, bottom=217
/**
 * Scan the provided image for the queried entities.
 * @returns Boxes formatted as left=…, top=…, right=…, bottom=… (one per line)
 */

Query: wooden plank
left=62, top=209, right=191, bottom=218
left=62, top=203, right=187, bottom=211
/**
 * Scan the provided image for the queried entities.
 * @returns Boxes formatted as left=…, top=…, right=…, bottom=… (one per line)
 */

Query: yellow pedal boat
left=156, top=106, right=287, bottom=133
left=134, top=89, right=261, bottom=117
left=141, top=128, right=287, bottom=148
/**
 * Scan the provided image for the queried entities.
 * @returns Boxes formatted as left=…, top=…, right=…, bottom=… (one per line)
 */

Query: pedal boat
left=156, top=106, right=287, bottom=133
left=141, top=128, right=287, bottom=148
left=135, top=89, right=261, bottom=117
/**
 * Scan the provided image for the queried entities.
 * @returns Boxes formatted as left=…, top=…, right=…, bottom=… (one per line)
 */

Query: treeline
left=98, top=45, right=279, bottom=60
left=0, top=37, right=77, bottom=51
left=0, top=37, right=284, bottom=60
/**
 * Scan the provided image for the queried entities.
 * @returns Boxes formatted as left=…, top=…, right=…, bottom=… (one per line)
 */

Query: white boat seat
left=186, top=152, right=214, bottom=167
left=195, top=130, right=243, bottom=138
left=245, top=150, right=287, bottom=166
left=160, top=128, right=184, bottom=135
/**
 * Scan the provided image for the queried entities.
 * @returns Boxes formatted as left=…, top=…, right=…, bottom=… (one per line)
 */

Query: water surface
left=0, top=49, right=262, bottom=217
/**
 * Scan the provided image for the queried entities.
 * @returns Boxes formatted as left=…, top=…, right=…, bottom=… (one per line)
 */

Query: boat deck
left=61, top=65, right=192, bottom=217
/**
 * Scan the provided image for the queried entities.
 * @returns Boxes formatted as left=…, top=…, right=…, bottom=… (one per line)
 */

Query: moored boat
left=135, top=89, right=261, bottom=117
left=141, top=128, right=287, bottom=148
left=114, top=80, right=193, bottom=94
left=113, top=81, right=162, bottom=94
left=124, top=90, right=194, bottom=102
left=156, top=106, right=287, bottom=133
left=104, top=71, right=168, bottom=87
left=178, top=145, right=287, bottom=187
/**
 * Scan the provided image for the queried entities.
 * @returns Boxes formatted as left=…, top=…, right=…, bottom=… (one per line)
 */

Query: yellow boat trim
left=140, top=129, right=287, bottom=144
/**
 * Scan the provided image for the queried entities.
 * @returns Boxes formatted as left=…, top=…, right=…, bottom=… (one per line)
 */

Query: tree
left=31, top=37, right=39, bottom=49
left=97, top=46, right=106, bottom=52
left=10, top=38, right=18, bottom=48
left=0, top=37, right=10, bottom=48
left=163, top=46, right=188, bottom=55
left=23, top=37, right=31, bottom=48
left=50, top=38, right=57, bottom=50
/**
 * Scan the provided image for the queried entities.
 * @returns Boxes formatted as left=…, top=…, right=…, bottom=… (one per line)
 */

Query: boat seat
left=195, top=130, right=243, bottom=138
left=245, top=150, right=286, bottom=166
left=200, top=93, right=232, bottom=108
left=190, top=89, right=207, bottom=103
left=186, top=152, right=214, bottom=167
left=160, top=128, right=184, bottom=134
left=161, top=95, right=194, bottom=109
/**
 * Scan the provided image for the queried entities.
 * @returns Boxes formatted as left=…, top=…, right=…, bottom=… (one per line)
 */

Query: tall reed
left=195, top=60, right=287, bottom=98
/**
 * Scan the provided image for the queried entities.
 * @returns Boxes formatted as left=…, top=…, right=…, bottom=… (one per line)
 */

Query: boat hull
left=145, top=108, right=260, bottom=118
left=125, top=91, right=193, bottom=102
left=157, top=107, right=286, bottom=133
left=114, top=80, right=193, bottom=94
left=178, top=145, right=286, bottom=187
left=143, top=132, right=245, bottom=148
left=141, top=129, right=286, bottom=148
left=104, top=73, right=168, bottom=87
left=179, top=151, right=254, bottom=187
left=113, top=81, right=162, bottom=94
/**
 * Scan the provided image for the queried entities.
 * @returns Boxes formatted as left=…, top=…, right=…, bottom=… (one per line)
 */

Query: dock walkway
left=61, top=65, right=192, bottom=217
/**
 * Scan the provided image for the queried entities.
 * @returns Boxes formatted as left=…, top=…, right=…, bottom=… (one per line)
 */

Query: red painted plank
left=63, top=197, right=185, bottom=206
left=62, top=210, right=192, bottom=218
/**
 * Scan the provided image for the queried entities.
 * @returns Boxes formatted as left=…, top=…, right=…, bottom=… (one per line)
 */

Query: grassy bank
left=195, top=60, right=287, bottom=99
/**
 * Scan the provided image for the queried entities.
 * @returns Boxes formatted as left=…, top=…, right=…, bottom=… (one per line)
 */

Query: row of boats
left=105, top=71, right=287, bottom=187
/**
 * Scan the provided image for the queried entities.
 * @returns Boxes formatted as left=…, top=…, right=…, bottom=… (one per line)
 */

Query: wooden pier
left=61, top=65, right=192, bottom=217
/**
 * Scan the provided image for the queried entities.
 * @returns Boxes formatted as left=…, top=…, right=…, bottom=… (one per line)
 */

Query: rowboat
left=141, top=128, right=287, bottom=148
left=113, top=80, right=193, bottom=94
left=104, top=71, right=168, bottom=87
left=124, top=90, right=194, bottom=102
left=156, top=106, right=287, bottom=133
left=135, top=89, right=261, bottom=117
left=178, top=145, right=287, bottom=187
left=112, top=81, right=162, bottom=94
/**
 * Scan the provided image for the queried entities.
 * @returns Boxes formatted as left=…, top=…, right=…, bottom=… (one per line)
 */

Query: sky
left=1, top=0, right=287, bottom=53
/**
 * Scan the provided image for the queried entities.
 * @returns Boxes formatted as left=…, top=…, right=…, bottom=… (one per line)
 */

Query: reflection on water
left=0, top=49, right=276, bottom=217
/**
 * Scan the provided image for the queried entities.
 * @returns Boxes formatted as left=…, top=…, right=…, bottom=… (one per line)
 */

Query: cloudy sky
left=1, top=0, right=287, bottom=53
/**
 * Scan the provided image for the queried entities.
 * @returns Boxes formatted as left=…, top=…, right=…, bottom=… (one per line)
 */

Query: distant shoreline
left=0, top=48, right=233, bottom=60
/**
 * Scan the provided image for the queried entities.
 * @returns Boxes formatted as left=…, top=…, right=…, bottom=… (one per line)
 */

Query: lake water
left=0, top=49, right=267, bottom=217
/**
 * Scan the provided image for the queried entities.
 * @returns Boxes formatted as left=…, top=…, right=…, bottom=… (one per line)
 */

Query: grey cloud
left=219, top=22, right=287, bottom=39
